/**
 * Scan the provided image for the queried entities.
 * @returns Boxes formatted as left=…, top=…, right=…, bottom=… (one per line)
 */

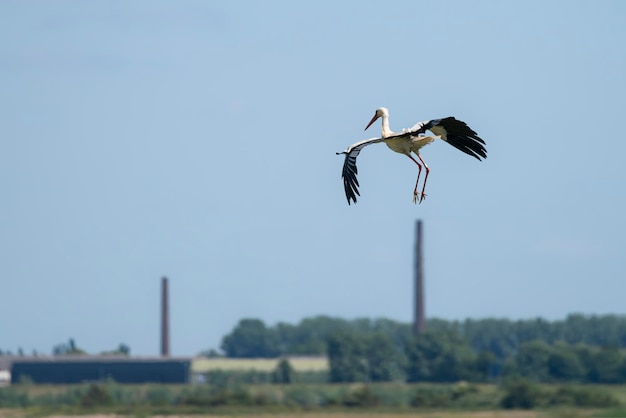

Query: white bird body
left=337, top=107, right=487, bottom=205
left=383, top=132, right=435, bottom=155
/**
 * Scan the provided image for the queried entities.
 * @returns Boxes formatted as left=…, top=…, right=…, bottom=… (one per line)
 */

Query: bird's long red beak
left=364, top=113, right=379, bottom=131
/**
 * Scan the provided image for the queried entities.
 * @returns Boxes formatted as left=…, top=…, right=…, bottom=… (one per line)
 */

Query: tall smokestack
left=413, top=220, right=426, bottom=335
left=161, top=276, right=170, bottom=357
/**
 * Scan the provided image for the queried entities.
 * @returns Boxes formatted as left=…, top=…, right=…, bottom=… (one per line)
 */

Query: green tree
left=546, top=344, right=584, bottom=381
left=53, top=338, right=86, bottom=356
left=364, top=333, right=396, bottom=382
left=220, top=315, right=415, bottom=357
left=275, top=316, right=349, bottom=355
left=588, top=347, right=625, bottom=383
left=513, top=340, right=553, bottom=381
left=468, top=350, right=496, bottom=382
left=117, top=343, right=130, bottom=355
left=216, top=314, right=626, bottom=382
left=199, top=348, right=221, bottom=358
left=271, top=358, right=295, bottom=384
left=101, top=343, right=131, bottom=356
left=327, top=331, right=400, bottom=383
left=327, top=332, right=367, bottom=382
left=462, top=318, right=518, bottom=359
left=221, top=319, right=280, bottom=358
left=405, top=332, right=440, bottom=382
left=405, top=330, right=475, bottom=382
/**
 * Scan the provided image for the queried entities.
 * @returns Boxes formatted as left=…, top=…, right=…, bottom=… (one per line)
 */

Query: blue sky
left=1, top=1, right=625, bottom=356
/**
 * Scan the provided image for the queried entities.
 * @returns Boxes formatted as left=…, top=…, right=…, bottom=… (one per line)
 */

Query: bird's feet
left=412, top=192, right=427, bottom=204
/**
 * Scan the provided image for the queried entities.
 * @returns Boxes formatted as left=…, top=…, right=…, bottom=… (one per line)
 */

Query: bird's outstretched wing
left=408, top=117, right=487, bottom=160
left=336, top=137, right=386, bottom=205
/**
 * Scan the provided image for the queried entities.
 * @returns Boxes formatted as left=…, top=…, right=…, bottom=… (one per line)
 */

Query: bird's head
left=364, top=107, right=389, bottom=131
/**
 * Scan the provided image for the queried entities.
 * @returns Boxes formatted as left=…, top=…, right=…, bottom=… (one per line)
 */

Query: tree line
left=327, top=328, right=626, bottom=384
left=217, top=314, right=626, bottom=383
left=0, top=339, right=130, bottom=357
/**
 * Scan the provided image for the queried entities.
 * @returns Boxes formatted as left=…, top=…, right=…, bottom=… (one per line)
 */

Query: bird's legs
left=416, top=153, right=430, bottom=203
left=406, top=154, right=423, bottom=204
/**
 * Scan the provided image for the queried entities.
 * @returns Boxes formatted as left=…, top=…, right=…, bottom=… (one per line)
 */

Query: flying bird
left=336, top=107, right=487, bottom=205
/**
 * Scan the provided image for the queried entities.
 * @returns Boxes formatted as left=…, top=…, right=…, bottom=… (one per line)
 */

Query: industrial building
left=10, top=356, right=191, bottom=384
left=3, top=277, right=185, bottom=385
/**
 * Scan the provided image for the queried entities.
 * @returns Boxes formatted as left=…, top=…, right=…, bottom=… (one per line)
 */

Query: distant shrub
left=248, top=387, right=283, bottom=406
left=342, top=385, right=380, bottom=407
left=500, top=379, right=544, bottom=409
left=146, top=387, right=176, bottom=406
left=410, top=385, right=454, bottom=408
left=81, top=384, right=112, bottom=407
left=105, top=382, right=138, bottom=405
left=369, top=384, right=410, bottom=407
left=451, top=381, right=480, bottom=399
left=177, top=385, right=271, bottom=407
left=549, top=385, right=619, bottom=407
left=284, top=386, right=323, bottom=408
left=0, top=387, right=30, bottom=407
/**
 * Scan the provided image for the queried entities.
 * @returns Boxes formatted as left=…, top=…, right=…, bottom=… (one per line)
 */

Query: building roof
left=2, top=355, right=193, bottom=369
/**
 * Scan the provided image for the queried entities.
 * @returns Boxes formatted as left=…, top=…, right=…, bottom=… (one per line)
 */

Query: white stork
left=336, top=107, right=487, bottom=205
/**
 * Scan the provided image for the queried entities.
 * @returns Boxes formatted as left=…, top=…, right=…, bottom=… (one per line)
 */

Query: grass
left=2, top=381, right=624, bottom=418
left=600, top=385, right=626, bottom=404
left=0, top=409, right=602, bottom=418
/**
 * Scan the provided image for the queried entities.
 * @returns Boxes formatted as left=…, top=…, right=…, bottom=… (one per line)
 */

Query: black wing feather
left=432, top=117, right=487, bottom=160
left=337, top=137, right=385, bottom=205
left=342, top=153, right=360, bottom=204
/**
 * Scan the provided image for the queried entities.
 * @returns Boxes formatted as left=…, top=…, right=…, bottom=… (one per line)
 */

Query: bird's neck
left=381, top=115, right=393, bottom=138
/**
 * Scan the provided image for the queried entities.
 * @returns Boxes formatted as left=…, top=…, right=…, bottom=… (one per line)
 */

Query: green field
left=192, top=356, right=328, bottom=372
left=0, top=411, right=586, bottom=418
left=0, top=410, right=575, bottom=418
left=2, top=381, right=626, bottom=418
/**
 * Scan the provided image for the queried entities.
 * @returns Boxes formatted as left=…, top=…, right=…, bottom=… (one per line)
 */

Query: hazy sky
left=2, top=1, right=625, bottom=356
